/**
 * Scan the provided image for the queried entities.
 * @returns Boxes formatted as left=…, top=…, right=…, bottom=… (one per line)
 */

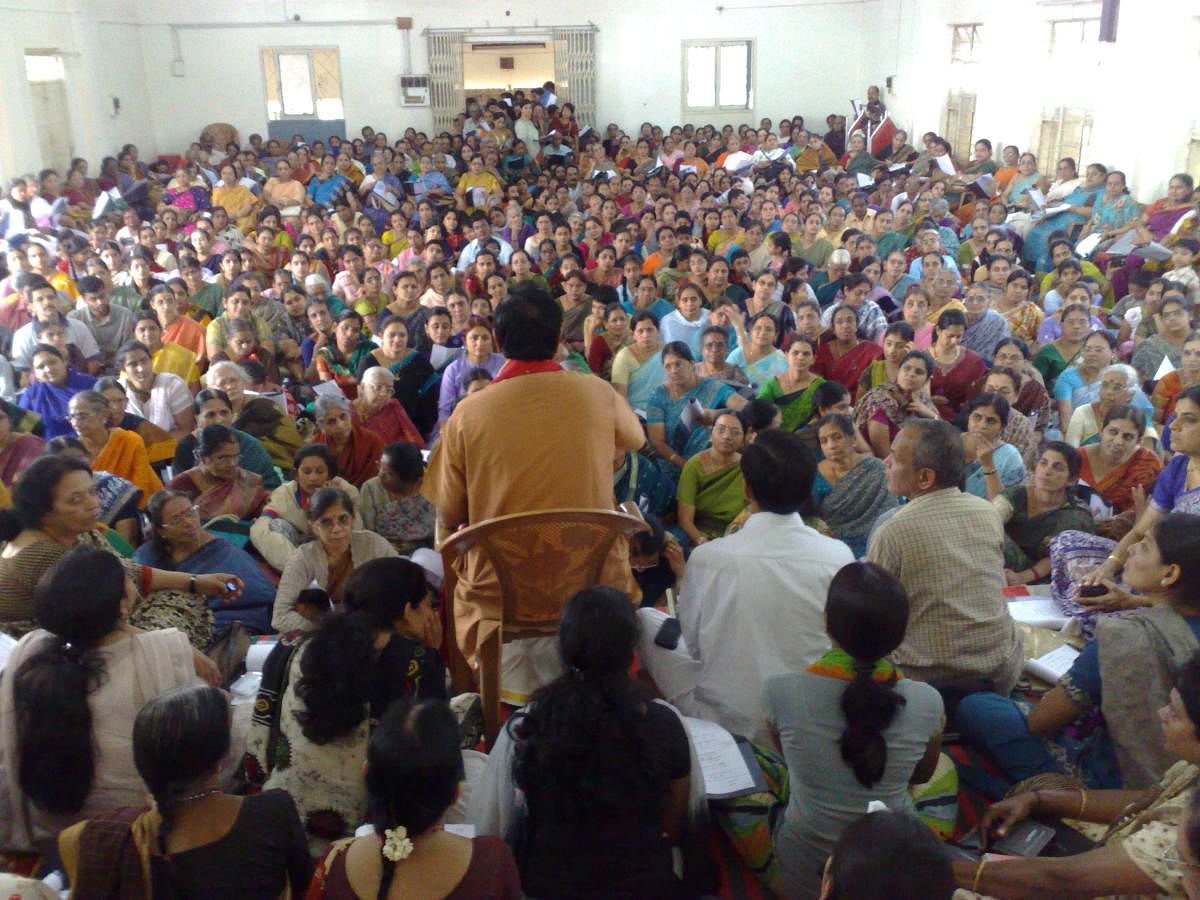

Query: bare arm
left=646, top=421, right=682, bottom=468
left=1027, top=686, right=1086, bottom=738
left=867, top=419, right=892, bottom=459
left=952, top=845, right=1160, bottom=898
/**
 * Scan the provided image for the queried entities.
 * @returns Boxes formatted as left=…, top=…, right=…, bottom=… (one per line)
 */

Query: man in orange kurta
left=423, top=285, right=644, bottom=701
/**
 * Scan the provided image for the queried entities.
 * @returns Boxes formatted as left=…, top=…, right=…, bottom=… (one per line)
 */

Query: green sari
left=677, top=455, right=747, bottom=538
left=998, top=485, right=1095, bottom=571
left=1032, top=342, right=1081, bottom=392
left=758, top=375, right=825, bottom=432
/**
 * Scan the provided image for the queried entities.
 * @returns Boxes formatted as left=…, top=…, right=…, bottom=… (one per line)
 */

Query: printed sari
left=811, top=456, right=897, bottom=557
left=623, top=348, right=666, bottom=412
left=646, top=377, right=736, bottom=467
left=1079, top=446, right=1163, bottom=515
left=166, top=467, right=269, bottom=523
left=314, top=423, right=386, bottom=488
left=1024, top=184, right=1103, bottom=269
left=757, top=376, right=825, bottom=432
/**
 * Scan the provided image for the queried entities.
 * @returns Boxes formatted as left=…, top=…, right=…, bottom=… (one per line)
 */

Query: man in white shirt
left=638, top=430, right=854, bottom=743
left=456, top=215, right=514, bottom=270
left=12, top=277, right=100, bottom=372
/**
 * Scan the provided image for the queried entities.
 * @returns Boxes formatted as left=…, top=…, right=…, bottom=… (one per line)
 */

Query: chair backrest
left=441, top=508, right=647, bottom=636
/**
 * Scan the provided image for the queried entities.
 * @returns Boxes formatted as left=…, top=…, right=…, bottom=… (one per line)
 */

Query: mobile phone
left=654, top=617, right=682, bottom=650
left=1079, top=584, right=1108, bottom=598
left=225, top=580, right=239, bottom=593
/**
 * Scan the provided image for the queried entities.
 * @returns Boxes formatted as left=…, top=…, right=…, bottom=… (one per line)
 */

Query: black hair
left=43, top=436, right=88, bottom=457
left=1102, top=403, right=1147, bottom=437
left=116, top=339, right=152, bottom=368
left=193, top=388, right=232, bottom=415
left=629, top=512, right=666, bottom=559
left=494, top=282, right=562, bottom=360
left=884, top=321, right=915, bottom=342
left=661, top=340, right=695, bottom=364
left=630, top=310, right=659, bottom=330
left=367, top=700, right=465, bottom=899
left=741, top=429, right=815, bottom=514
left=814, top=380, right=849, bottom=413
left=13, top=546, right=126, bottom=813
left=825, top=562, right=910, bottom=788
left=381, top=441, right=424, bottom=483
left=462, top=366, right=494, bottom=389
left=510, top=587, right=669, bottom=824
left=309, top=485, right=354, bottom=521
left=0, top=454, right=92, bottom=542
left=1152, top=514, right=1200, bottom=608
left=195, top=423, right=237, bottom=460
left=738, top=398, right=780, bottom=434
left=1039, top=439, right=1082, bottom=481
left=824, top=810, right=955, bottom=900
left=907, top=419, right=965, bottom=488
left=1177, top=649, right=1200, bottom=745
left=967, top=392, right=1010, bottom=427
left=816, top=412, right=855, bottom=437
left=293, top=442, right=339, bottom=476
left=932, top=308, right=967, bottom=341
left=994, top=336, right=1032, bottom=361
left=295, top=558, right=431, bottom=744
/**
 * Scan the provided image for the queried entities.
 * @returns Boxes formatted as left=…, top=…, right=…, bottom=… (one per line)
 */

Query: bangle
left=1078, top=789, right=1088, bottom=818
left=1106, top=553, right=1124, bottom=564
left=1033, top=789, right=1045, bottom=814
left=189, top=575, right=197, bottom=593
left=972, top=859, right=987, bottom=893
left=982, top=468, right=997, bottom=476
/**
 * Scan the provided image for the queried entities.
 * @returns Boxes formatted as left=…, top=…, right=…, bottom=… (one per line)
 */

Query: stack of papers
left=1024, top=644, right=1079, bottom=683
left=683, top=716, right=763, bottom=799
left=1008, top=597, right=1069, bottom=630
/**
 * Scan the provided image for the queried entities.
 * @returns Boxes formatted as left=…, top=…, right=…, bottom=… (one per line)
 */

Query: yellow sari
left=211, top=182, right=260, bottom=232
left=93, top=428, right=163, bottom=509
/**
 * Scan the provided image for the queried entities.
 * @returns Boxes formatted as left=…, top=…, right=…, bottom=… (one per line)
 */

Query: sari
left=94, top=472, right=142, bottom=530
left=0, top=432, right=44, bottom=485
left=930, top=349, right=987, bottom=419
left=646, top=377, right=736, bottom=464
left=355, top=397, right=424, bottom=448
left=962, top=310, right=1010, bottom=362
left=306, top=174, right=353, bottom=209
left=1152, top=370, right=1200, bottom=422
left=613, top=451, right=676, bottom=519
left=814, top=340, right=883, bottom=398
left=854, top=383, right=908, bottom=446
left=93, top=428, right=162, bottom=509
left=234, top=397, right=303, bottom=474
left=374, top=350, right=438, bottom=439
left=758, top=376, right=826, bottom=432
left=875, top=231, right=909, bottom=259
left=614, top=346, right=666, bottom=412
left=1144, top=199, right=1194, bottom=241
left=2, top=399, right=43, bottom=436
left=811, top=456, right=896, bottom=557
left=17, top=370, right=98, bottom=439
left=166, top=467, right=269, bottom=522
left=1032, top=342, right=1080, bottom=393
left=314, top=423, right=386, bottom=488
left=1079, top=445, right=1162, bottom=514
left=728, top=347, right=789, bottom=388
left=997, top=301, right=1044, bottom=346
left=162, top=186, right=210, bottom=230
left=1003, top=172, right=1040, bottom=208
left=677, top=455, right=747, bottom=538
left=1023, top=184, right=1103, bottom=269
left=1087, top=192, right=1139, bottom=239
left=211, top=183, right=260, bottom=232
left=997, top=485, right=1095, bottom=572
left=152, top=342, right=200, bottom=388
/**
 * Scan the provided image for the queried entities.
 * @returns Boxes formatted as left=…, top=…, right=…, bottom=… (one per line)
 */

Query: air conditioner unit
left=400, top=75, right=430, bottom=107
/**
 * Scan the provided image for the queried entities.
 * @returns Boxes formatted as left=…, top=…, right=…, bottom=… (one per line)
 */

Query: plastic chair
left=440, top=508, right=648, bottom=745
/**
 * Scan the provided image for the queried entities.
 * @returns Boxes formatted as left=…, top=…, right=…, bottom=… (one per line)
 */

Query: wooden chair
left=440, top=508, right=648, bottom=745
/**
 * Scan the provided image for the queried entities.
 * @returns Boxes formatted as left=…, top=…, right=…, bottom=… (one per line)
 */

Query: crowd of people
left=2, top=77, right=1200, bottom=897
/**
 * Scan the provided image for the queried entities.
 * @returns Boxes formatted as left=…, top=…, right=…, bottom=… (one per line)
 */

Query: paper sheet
left=972, top=174, right=997, bottom=196
left=1041, top=204, right=1072, bottom=217
left=245, top=638, right=279, bottom=674
left=445, top=824, right=476, bottom=837
left=1075, top=232, right=1103, bottom=258
left=1138, top=242, right=1173, bottom=262
left=934, top=154, right=956, bottom=175
left=0, top=631, right=16, bottom=673
left=312, top=379, right=344, bottom=400
left=430, top=344, right=462, bottom=371
left=679, top=397, right=705, bottom=433
left=1008, top=598, right=1069, bottom=630
left=1026, top=188, right=1047, bottom=211
left=683, top=717, right=756, bottom=796
left=1155, top=354, right=1177, bottom=381
left=856, top=172, right=875, bottom=188
left=1024, top=644, right=1079, bottom=683
left=1106, top=231, right=1138, bottom=256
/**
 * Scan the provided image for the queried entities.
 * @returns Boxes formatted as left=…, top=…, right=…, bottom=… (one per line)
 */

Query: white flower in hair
left=382, top=826, right=415, bottom=862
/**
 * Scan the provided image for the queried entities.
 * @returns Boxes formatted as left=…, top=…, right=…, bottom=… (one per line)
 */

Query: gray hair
left=904, top=418, right=965, bottom=489
left=930, top=198, right=950, bottom=217
left=313, top=393, right=351, bottom=421
left=1101, top=363, right=1139, bottom=395
left=69, top=390, right=109, bottom=416
left=360, top=366, right=395, bottom=386
left=829, top=248, right=852, bottom=266
left=206, top=360, right=249, bottom=386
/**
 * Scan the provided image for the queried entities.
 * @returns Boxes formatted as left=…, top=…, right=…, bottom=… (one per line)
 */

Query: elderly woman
left=961, top=282, right=1010, bottom=362
left=646, top=341, right=747, bottom=479
left=271, top=486, right=398, bottom=633
left=1066, top=364, right=1155, bottom=448
left=961, top=393, right=1027, bottom=500
left=436, top=316, right=504, bottom=435
left=136, top=489, right=276, bottom=635
left=1078, top=405, right=1163, bottom=516
left=0, top=403, right=44, bottom=485
left=354, top=316, right=438, bottom=439
left=0, top=455, right=241, bottom=640
left=1134, top=296, right=1195, bottom=383
left=358, top=440, right=436, bottom=554
left=166, top=421, right=268, bottom=534
left=856, top=349, right=940, bottom=459
left=1055, top=331, right=1145, bottom=430
left=352, top=366, right=424, bottom=448
left=312, top=393, right=386, bottom=489
left=251, top=443, right=362, bottom=573
left=18, top=344, right=97, bottom=440
left=65, top=389, right=161, bottom=505
left=812, top=414, right=896, bottom=556
left=992, top=337, right=1056, bottom=427
left=676, top=410, right=746, bottom=547
left=206, top=360, right=302, bottom=473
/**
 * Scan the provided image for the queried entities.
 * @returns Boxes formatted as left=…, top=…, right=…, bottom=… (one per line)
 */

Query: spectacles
left=65, top=411, right=97, bottom=421
left=165, top=505, right=200, bottom=527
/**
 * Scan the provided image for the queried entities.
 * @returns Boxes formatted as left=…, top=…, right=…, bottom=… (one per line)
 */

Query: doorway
left=25, top=52, right=73, bottom=171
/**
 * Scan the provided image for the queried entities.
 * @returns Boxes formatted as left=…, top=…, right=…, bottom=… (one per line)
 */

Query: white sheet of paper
left=1026, top=188, right=1047, bottom=211
left=935, top=154, right=956, bottom=175
left=229, top=671, right=262, bottom=705
left=856, top=172, right=874, bottom=188
left=1138, top=242, right=1173, bottom=262
left=1106, top=231, right=1138, bottom=256
left=0, top=631, right=16, bottom=673
left=91, top=193, right=111, bottom=220
left=430, top=343, right=462, bottom=371
left=470, top=187, right=488, bottom=208
left=1155, top=354, right=1177, bottom=381
left=973, top=174, right=997, bottom=196
left=888, top=163, right=908, bottom=172
left=680, top=398, right=705, bottom=432
left=1023, top=644, right=1079, bottom=683
left=683, top=717, right=756, bottom=796
left=1008, top=598, right=1069, bottom=630
left=1041, top=204, right=1072, bottom=217
left=1075, top=232, right=1103, bottom=258
left=245, top=638, right=279, bottom=674
left=312, top=379, right=344, bottom=400
left=244, top=389, right=288, bottom=414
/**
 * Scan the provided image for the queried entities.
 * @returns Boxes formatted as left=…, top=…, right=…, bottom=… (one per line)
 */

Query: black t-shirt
left=521, top=699, right=691, bottom=899
left=165, top=790, right=314, bottom=899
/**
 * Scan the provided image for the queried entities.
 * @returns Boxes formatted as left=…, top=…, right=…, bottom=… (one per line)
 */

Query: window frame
left=681, top=39, right=754, bottom=113
left=949, top=23, right=983, bottom=64
left=261, top=46, right=344, bottom=122
left=1048, top=17, right=1101, bottom=54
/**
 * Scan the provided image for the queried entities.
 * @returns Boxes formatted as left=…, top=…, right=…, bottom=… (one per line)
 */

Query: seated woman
left=66, top=390, right=161, bottom=509
left=435, top=316, right=504, bottom=437
left=0, top=455, right=241, bottom=642
left=757, top=335, right=825, bottom=432
left=137, top=489, right=276, bottom=636
left=1078, top=405, right=1163, bottom=516
left=1032, top=303, right=1092, bottom=394
left=992, top=337, right=1056, bottom=427
left=727, top=313, right=788, bottom=388
left=977, top=513, right=1200, bottom=790
left=646, top=341, right=747, bottom=480
left=814, top=306, right=883, bottom=399
left=1152, top=331, right=1200, bottom=425
left=1052, top=387, right=1200, bottom=631
left=855, top=350, right=939, bottom=459
left=818, top=810, right=955, bottom=900
left=928, top=309, right=987, bottom=419
left=316, top=310, right=375, bottom=399
left=1133, top=297, right=1195, bottom=384
left=245, top=558, right=443, bottom=854
left=46, top=436, right=144, bottom=547
left=18, top=343, right=97, bottom=439
left=812, top=414, right=896, bottom=557
left=354, top=316, right=438, bottom=440
left=94, top=376, right=172, bottom=453
left=167, top=424, right=269, bottom=532
left=173, top=389, right=281, bottom=490
left=359, top=441, right=436, bottom=554
left=586, top=302, right=632, bottom=381
left=861, top=321, right=916, bottom=395
left=59, top=683, right=313, bottom=899
left=0, top=545, right=202, bottom=850
left=309, top=697, right=520, bottom=899
left=0, top=403, right=44, bottom=486
left=676, top=410, right=746, bottom=547
left=714, top=562, right=944, bottom=899
left=611, top=312, right=665, bottom=412
left=251, top=443, right=362, bottom=573
left=1055, top=331, right=1137, bottom=431
left=273, top=486, right=397, bottom=633
left=211, top=316, right=280, bottom=386
left=353, top=366, right=424, bottom=448
left=694, top=324, right=748, bottom=388
left=951, top=648, right=1200, bottom=899
left=960, top=393, right=1027, bottom=499
left=206, top=361, right=303, bottom=475
left=474, top=586, right=692, bottom=899
left=1066, top=364, right=1157, bottom=448
left=313, top=393, right=387, bottom=489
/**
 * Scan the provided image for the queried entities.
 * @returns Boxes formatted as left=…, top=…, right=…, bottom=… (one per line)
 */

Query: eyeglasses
left=65, top=411, right=97, bottom=421
left=165, top=504, right=200, bottom=527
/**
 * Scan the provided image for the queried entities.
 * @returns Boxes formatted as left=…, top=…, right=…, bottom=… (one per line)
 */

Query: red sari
left=930, top=349, right=987, bottom=419
left=315, top=424, right=386, bottom=488
left=353, top=398, right=425, bottom=449
left=815, top=340, right=883, bottom=400
left=1079, top=446, right=1163, bottom=514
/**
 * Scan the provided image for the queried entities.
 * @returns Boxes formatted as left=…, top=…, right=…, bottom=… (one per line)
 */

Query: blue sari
left=626, top=349, right=666, bottom=412
left=1024, top=185, right=1103, bottom=271
left=646, top=377, right=736, bottom=471
left=306, top=173, right=353, bottom=209
left=17, top=371, right=97, bottom=439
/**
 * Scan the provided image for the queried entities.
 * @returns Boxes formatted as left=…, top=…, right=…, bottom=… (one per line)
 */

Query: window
left=683, top=40, right=752, bottom=111
left=950, top=24, right=982, bottom=63
left=941, top=92, right=977, bottom=159
left=1034, top=107, right=1094, bottom=165
left=1187, top=130, right=1200, bottom=185
left=24, top=53, right=65, bottom=82
left=261, top=48, right=343, bottom=121
left=1049, top=17, right=1101, bottom=54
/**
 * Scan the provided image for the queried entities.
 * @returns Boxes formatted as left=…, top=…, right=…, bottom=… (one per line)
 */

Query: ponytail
left=839, top=658, right=907, bottom=789
left=295, top=608, right=376, bottom=744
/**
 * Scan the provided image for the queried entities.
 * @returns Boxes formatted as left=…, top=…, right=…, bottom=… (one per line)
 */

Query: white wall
left=463, top=45, right=555, bottom=91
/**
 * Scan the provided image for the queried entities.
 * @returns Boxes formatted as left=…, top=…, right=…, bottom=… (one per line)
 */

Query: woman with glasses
left=165, top=424, right=268, bottom=527
left=65, top=391, right=161, bottom=510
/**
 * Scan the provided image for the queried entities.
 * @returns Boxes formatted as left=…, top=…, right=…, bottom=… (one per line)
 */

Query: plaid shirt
left=820, top=298, right=888, bottom=342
